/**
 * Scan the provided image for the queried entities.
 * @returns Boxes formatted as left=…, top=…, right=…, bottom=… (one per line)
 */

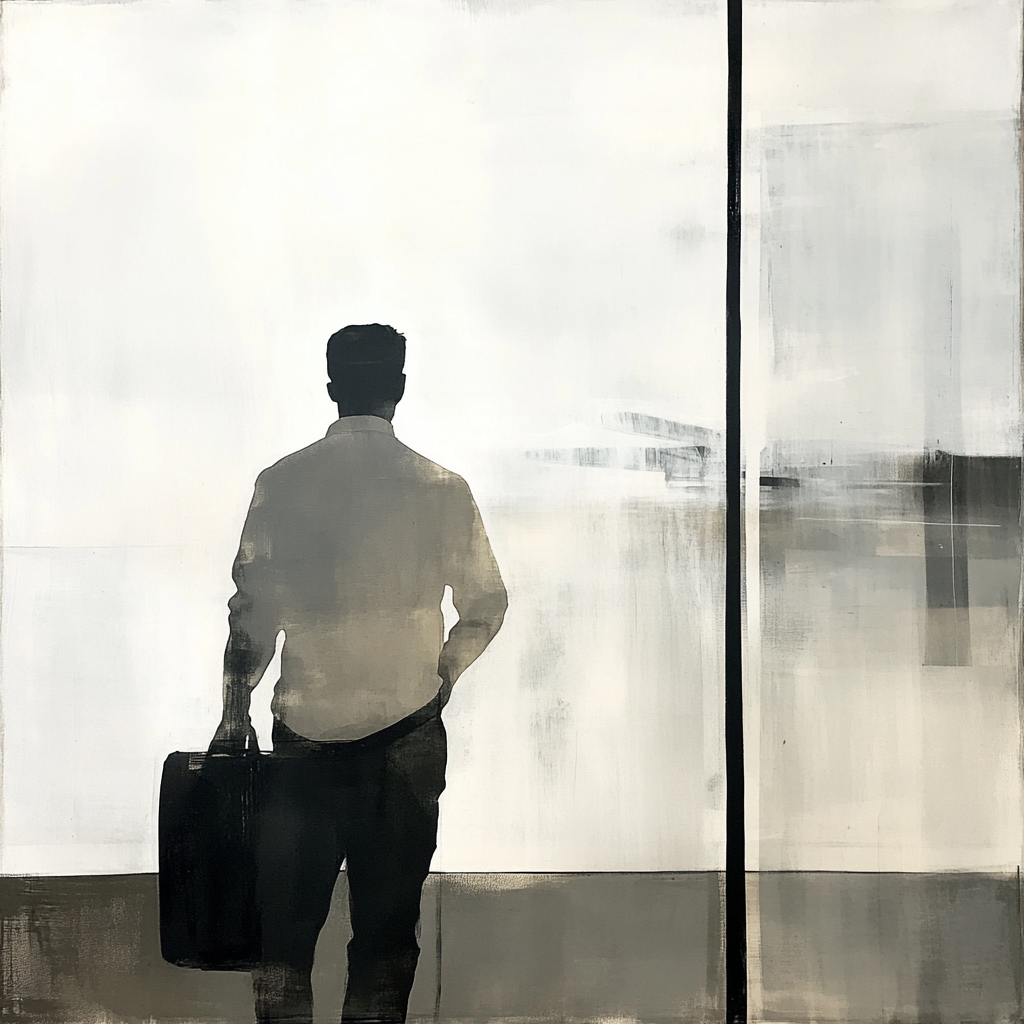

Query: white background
left=1, top=0, right=728, bottom=874
left=2, top=0, right=1021, bottom=877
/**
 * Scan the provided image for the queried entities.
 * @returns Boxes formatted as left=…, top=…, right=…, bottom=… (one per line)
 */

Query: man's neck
left=335, top=405, right=396, bottom=423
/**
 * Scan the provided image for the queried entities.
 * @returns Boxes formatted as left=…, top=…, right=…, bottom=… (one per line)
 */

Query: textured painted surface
left=749, top=70, right=1022, bottom=874
left=757, top=120, right=1020, bottom=458
left=0, top=873, right=723, bottom=1023
left=3, top=872, right=1022, bottom=1024
left=756, top=872, right=1021, bottom=1024
left=757, top=460, right=1021, bottom=871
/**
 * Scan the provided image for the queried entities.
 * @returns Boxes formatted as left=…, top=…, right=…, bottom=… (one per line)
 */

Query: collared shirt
left=227, top=415, right=507, bottom=741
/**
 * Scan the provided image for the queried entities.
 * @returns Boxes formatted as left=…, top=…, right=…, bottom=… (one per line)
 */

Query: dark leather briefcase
left=158, top=730, right=264, bottom=971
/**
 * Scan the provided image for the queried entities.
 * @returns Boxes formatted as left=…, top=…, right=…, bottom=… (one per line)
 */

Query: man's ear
left=394, top=374, right=407, bottom=403
left=326, top=381, right=336, bottom=403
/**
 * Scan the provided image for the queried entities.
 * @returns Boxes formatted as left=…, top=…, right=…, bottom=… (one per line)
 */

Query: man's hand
left=208, top=716, right=251, bottom=755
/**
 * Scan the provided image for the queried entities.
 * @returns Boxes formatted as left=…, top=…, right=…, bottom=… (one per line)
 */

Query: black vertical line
left=1018, top=6, right=1024, bottom=1018
left=433, top=873, right=443, bottom=1022
left=725, top=0, right=747, bottom=1023
left=1016, top=864, right=1022, bottom=1017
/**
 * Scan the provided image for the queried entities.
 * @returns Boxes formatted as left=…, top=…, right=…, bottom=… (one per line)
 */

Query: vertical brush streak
left=433, top=874, right=443, bottom=1022
left=948, top=465, right=958, bottom=663
left=726, top=0, right=747, bottom=1022
left=1017, top=865, right=1022, bottom=1016
left=948, top=235, right=960, bottom=668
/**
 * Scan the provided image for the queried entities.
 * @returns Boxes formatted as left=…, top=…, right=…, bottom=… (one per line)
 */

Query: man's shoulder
left=255, top=434, right=471, bottom=495
left=392, top=440, right=464, bottom=482
left=255, top=437, right=329, bottom=484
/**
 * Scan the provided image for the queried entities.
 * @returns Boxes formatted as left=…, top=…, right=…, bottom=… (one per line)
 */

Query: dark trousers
left=253, top=697, right=447, bottom=1024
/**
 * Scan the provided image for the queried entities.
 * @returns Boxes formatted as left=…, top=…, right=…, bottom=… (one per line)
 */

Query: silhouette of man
left=209, top=324, right=508, bottom=1024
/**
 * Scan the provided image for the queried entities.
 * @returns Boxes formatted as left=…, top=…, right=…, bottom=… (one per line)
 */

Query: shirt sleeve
left=438, top=478, right=508, bottom=686
left=224, top=470, right=280, bottom=690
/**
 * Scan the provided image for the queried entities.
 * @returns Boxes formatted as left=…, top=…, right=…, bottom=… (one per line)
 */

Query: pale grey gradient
left=744, top=0, right=1023, bottom=878
left=760, top=120, right=1020, bottom=459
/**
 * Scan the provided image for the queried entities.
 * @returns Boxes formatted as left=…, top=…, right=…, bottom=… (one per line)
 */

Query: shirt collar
left=325, top=415, right=396, bottom=439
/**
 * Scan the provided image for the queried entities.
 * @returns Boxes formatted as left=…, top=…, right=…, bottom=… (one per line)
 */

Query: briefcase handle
left=245, top=724, right=260, bottom=752
left=206, top=723, right=261, bottom=758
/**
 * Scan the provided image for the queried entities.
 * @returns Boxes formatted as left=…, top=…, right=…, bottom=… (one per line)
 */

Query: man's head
left=326, top=324, right=407, bottom=420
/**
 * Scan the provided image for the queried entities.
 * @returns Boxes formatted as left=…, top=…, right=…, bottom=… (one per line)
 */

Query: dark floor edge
left=3, top=868, right=1020, bottom=880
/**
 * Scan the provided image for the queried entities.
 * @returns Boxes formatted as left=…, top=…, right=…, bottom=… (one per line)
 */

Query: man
left=209, top=324, right=508, bottom=1024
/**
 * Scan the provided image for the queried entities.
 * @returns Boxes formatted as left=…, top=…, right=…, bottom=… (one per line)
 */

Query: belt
left=272, top=681, right=451, bottom=755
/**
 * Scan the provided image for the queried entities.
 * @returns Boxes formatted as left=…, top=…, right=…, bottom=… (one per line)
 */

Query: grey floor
left=1, top=871, right=1021, bottom=1023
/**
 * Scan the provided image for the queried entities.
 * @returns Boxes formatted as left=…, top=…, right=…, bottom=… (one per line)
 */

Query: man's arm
left=437, top=480, right=508, bottom=693
left=209, top=473, right=279, bottom=753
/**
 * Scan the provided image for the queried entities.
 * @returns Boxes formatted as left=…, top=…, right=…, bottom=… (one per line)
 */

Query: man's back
left=229, top=415, right=506, bottom=741
left=210, top=324, right=507, bottom=1024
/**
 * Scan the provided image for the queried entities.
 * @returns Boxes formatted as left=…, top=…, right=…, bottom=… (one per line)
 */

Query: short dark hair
left=326, top=324, right=406, bottom=412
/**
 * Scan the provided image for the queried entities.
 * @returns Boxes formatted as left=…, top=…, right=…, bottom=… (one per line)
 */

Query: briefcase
left=158, top=729, right=265, bottom=971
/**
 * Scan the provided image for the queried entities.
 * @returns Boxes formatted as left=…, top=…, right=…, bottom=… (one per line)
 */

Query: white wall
left=7, top=0, right=1016, bottom=880
left=0, top=0, right=729, bottom=874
